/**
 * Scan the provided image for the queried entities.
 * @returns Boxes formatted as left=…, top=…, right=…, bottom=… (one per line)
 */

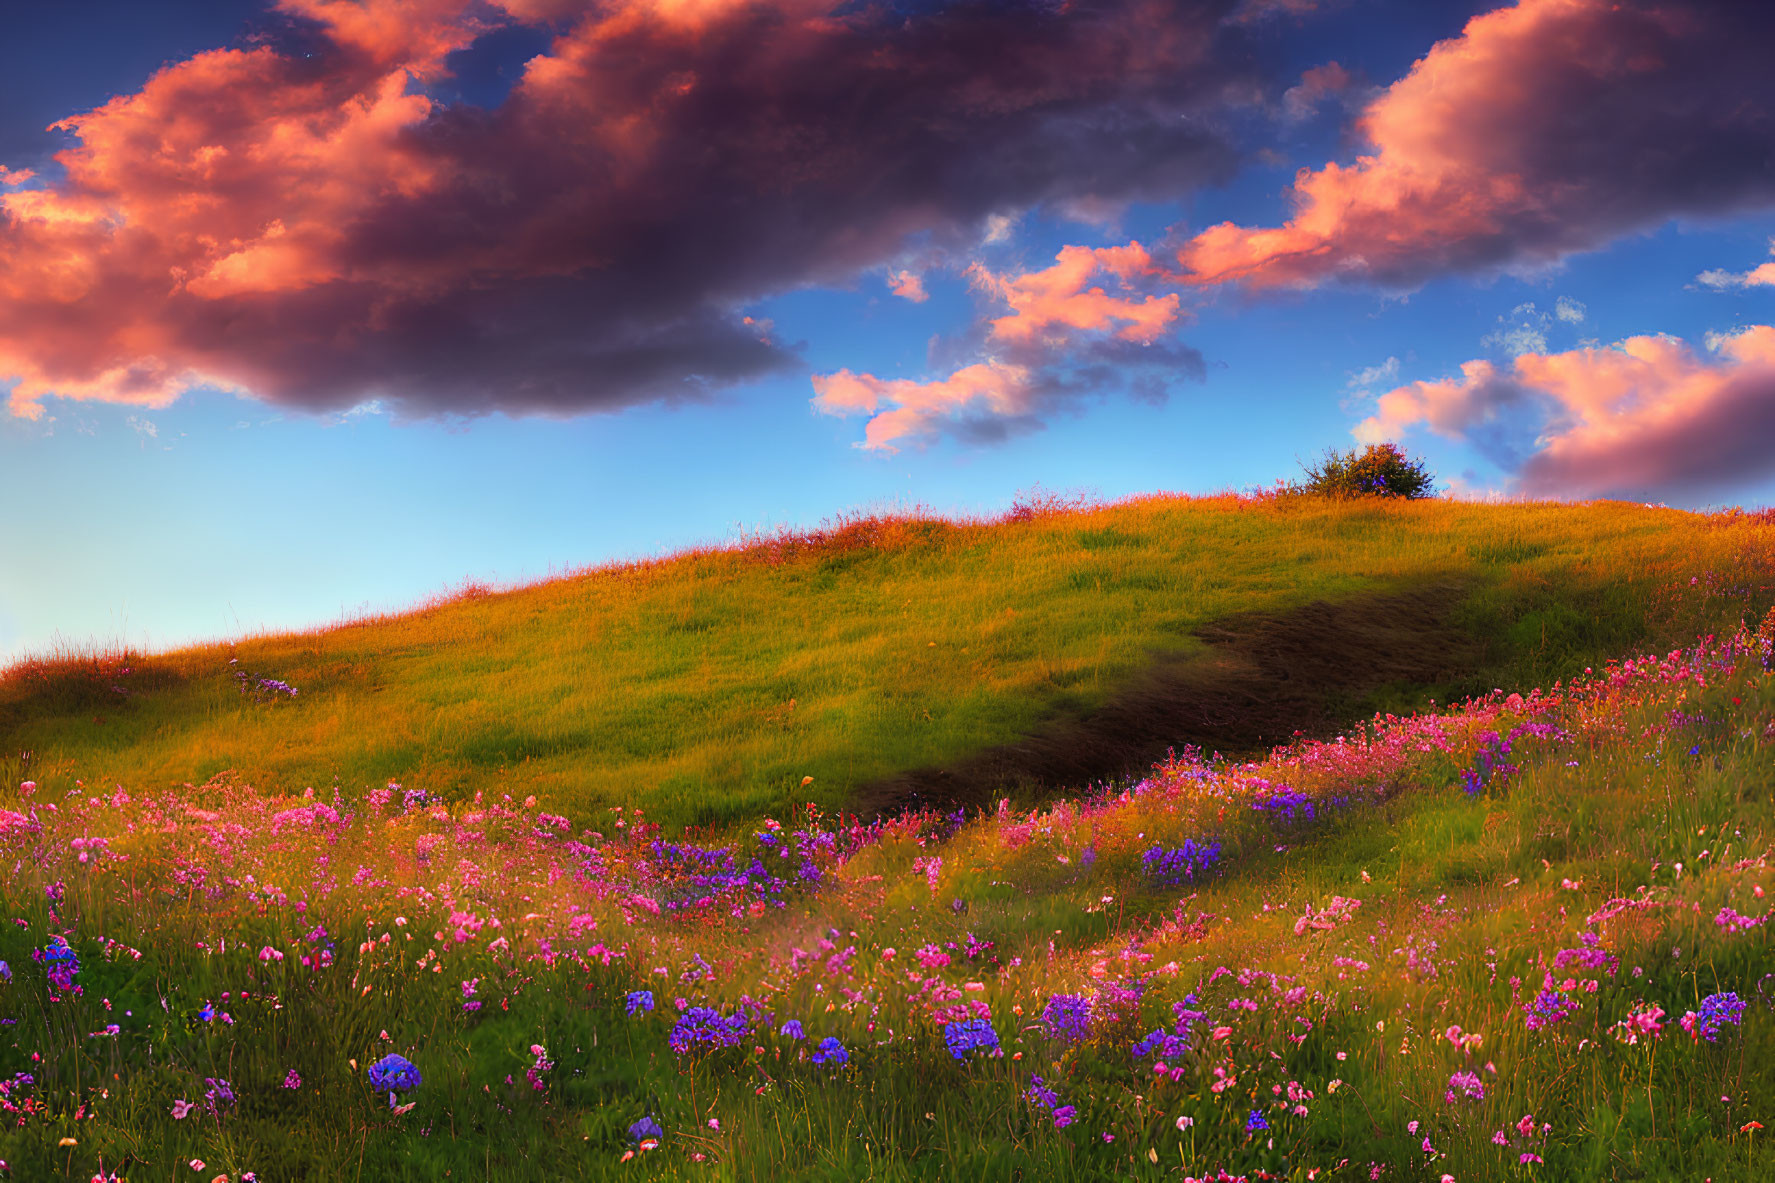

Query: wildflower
left=628, top=1114, right=664, bottom=1144
left=1445, top=1071, right=1485, bottom=1104
left=668, top=1006, right=749, bottom=1055
left=943, top=1018, right=1001, bottom=1060
left=283, top=1070, right=302, bottom=1089
left=1052, top=1105, right=1076, bottom=1129
left=1177, top=1115, right=1194, bottom=1130
left=367, top=1053, right=423, bottom=1101
left=1611, top=1002, right=1665, bottom=1044
left=811, top=1036, right=849, bottom=1066
left=1246, top=1109, right=1269, bottom=1133
left=625, top=990, right=654, bottom=1016
left=1141, top=839, right=1222, bottom=886
left=1040, top=993, right=1092, bottom=1045
left=1680, top=992, right=1747, bottom=1042
left=171, top=1099, right=195, bottom=1119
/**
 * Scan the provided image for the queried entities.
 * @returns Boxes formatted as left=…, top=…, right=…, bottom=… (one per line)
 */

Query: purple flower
left=628, top=1114, right=664, bottom=1143
left=1445, top=1070, right=1485, bottom=1104
left=780, top=1019, right=805, bottom=1040
left=943, top=1018, right=1001, bottom=1060
left=625, top=990, right=654, bottom=1016
left=1681, top=992, right=1747, bottom=1042
left=367, top=1053, right=422, bottom=1094
left=1040, top=993, right=1092, bottom=1045
left=811, top=1036, right=849, bottom=1066
left=1141, top=840, right=1221, bottom=886
left=1052, top=1105, right=1077, bottom=1129
left=1246, top=1109, right=1269, bottom=1133
left=668, top=1006, right=749, bottom=1055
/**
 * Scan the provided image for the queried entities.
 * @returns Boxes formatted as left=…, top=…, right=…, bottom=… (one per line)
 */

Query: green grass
left=4, top=496, right=1772, bottom=831
left=0, top=610, right=1771, bottom=1180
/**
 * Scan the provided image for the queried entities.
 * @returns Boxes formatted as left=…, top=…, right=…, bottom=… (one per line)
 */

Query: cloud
left=1280, top=61, right=1358, bottom=124
left=1482, top=302, right=1550, bottom=358
left=0, top=0, right=1250, bottom=422
left=1226, top=0, right=1327, bottom=25
left=1554, top=296, right=1586, bottom=324
left=1696, top=241, right=1775, bottom=290
left=1348, top=357, right=1400, bottom=390
left=1177, top=0, right=1775, bottom=290
left=888, top=271, right=929, bottom=304
left=1355, top=325, right=1775, bottom=500
left=969, top=243, right=1184, bottom=346
left=815, top=240, right=1203, bottom=451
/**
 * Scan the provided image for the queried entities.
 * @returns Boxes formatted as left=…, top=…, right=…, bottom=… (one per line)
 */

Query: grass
left=0, top=606, right=1771, bottom=1180
left=4, top=494, right=1773, bottom=833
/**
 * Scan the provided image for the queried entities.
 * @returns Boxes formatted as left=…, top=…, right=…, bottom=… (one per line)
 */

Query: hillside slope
left=3, top=495, right=1771, bottom=829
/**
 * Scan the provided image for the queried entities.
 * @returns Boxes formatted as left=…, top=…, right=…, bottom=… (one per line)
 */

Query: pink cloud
left=1280, top=61, right=1355, bottom=123
left=0, top=0, right=1243, bottom=422
left=888, top=270, right=928, bottom=303
left=1180, top=0, right=1775, bottom=290
left=1357, top=326, right=1775, bottom=499
left=1697, top=242, right=1775, bottom=290
left=969, top=243, right=1182, bottom=345
left=811, top=361, right=1035, bottom=453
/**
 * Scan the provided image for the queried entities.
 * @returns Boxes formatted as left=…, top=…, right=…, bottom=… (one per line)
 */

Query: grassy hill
left=0, top=597, right=1771, bottom=1180
left=4, top=494, right=1773, bottom=832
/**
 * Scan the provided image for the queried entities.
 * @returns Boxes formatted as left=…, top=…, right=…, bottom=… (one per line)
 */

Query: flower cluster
left=1140, top=838, right=1222, bottom=886
left=811, top=1036, right=849, bottom=1067
left=943, top=1018, right=1001, bottom=1061
left=1040, top=993, right=1092, bottom=1045
left=668, top=1006, right=751, bottom=1056
left=1680, top=992, right=1746, bottom=1042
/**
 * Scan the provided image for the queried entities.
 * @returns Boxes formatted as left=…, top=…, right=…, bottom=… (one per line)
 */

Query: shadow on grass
left=856, top=581, right=1490, bottom=817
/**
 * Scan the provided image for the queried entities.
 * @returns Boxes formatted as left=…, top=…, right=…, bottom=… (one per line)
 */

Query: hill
left=0, top=601, right=1771, bottom=1179
left=4, top=495, right=1773, bottom=832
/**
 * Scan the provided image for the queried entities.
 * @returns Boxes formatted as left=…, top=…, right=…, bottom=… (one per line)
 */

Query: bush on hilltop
left=1296, top=441, right=1437, bottom=499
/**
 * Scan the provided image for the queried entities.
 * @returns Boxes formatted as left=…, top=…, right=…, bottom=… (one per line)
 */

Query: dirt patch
left=854, top=582, right=1483, bottom=818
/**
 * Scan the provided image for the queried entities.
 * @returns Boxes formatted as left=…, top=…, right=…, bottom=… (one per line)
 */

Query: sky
left=3, top=0, right=1774, bottom=663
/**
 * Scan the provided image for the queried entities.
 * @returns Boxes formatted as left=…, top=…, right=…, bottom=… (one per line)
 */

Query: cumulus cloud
left=1177, top=0, right=1775, bottom=290
left=1355, top=326, right=1775, bottom=500
left=814, top=240, right=1201, bottom=451
left=1554, top=296, right=1586, bottom=324
left=0, top=0, right=1251, bottom=422
left=1697, top=241, right=1775, bottom=290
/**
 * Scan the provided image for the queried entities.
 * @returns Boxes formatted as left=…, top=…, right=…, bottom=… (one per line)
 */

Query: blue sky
left=3, top=0, right=1773, bottom=662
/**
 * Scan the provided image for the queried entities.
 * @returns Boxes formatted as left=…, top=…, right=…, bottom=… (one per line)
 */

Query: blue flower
left=1140, top=840, right=1222, bottom=886
left=668, top=1006, right=749, bottom=1055
left=943, top=1018, right=1001, bottom=1061
left=780, top=1019, right=805, bottom=1040
left=625, top=990, right=654, bottom=1016
left=1245, top=1109, right=1269, bottom=1133
left=367, top=1053, right=422, bottom=1094
left=811, top=1036, right=849, bottom=1066
left=197, top=1002, right=216, bottom=1023
left=628, top=1114, right=664, bottom=1143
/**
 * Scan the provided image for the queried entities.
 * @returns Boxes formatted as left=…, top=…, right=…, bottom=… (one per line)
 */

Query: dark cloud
left=0, top=0, right=1253, bottom=422
left=1180, top=0, right=1775, bottom=290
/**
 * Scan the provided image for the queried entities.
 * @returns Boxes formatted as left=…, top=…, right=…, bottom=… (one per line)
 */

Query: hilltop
left=4, top=494, right=1772, bottom=832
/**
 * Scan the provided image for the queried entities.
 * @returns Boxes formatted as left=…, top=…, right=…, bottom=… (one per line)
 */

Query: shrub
left=1296, top=442, right=1436, bottom=499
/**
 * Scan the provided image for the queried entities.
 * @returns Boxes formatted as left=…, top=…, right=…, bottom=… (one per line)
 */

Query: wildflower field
left=2, top=497, right=1774, bottom=1180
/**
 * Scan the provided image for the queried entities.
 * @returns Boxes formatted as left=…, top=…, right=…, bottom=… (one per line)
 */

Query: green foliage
left=1296, top=441, right=1437, bottom=499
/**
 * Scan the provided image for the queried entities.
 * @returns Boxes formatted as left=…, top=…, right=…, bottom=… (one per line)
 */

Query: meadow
left=4, top=493, right=1772, bottom=831
left=1, top=493, right=1774, bottom=1181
